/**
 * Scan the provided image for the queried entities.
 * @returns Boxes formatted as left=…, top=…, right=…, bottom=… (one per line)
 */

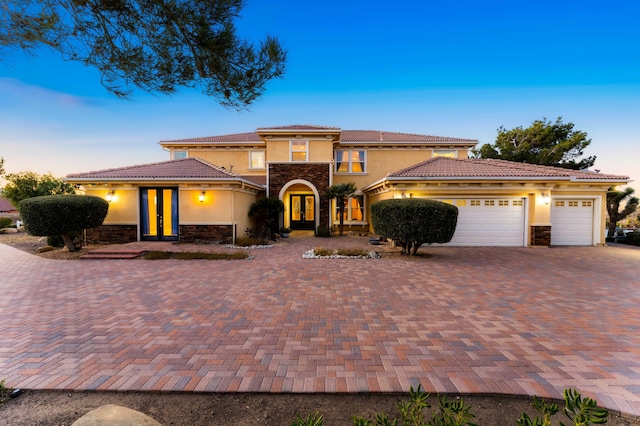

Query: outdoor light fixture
left=542, top=192, right=550, bottom=205
left=199, top=191, right=206, bottom=203
left=106, top=190, right=115, bottom=203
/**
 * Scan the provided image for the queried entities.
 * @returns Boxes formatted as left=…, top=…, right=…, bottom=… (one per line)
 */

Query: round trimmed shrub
left=19, top=195, right=109, bottom=251
left=371, top=198, right=458, bottom=255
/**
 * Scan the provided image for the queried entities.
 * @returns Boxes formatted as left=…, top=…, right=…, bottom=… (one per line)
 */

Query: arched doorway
left=279, top=180, right=320, bottom=232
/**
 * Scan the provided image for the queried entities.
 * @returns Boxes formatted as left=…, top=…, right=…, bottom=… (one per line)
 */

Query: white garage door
left=550, top=199, right=594, bottom=245
left=438, top=198, right=526, bottom=246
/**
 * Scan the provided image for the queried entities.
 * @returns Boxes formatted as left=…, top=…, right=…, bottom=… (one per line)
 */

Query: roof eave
left=159, top=141, right=264, bottom=146
left=339, top=141, right=476, bottom=146
left=65, top=177, right=265, bottom=188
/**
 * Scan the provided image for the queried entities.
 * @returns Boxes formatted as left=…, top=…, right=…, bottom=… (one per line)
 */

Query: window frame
left=290, top=140, right=308, bottom=162
left=333, top=195, right=366, bottom=224
left=433, top=149, right=457, bottom=158
left=334, top=149, right=367, bottom=174
left=249, top=149, right=266, bottom=169
left=172, top=150, right=187, bottom=160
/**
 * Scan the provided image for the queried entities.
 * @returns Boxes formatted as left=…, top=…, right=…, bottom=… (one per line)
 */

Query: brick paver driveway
left=1, top=238, right=639, bottom=416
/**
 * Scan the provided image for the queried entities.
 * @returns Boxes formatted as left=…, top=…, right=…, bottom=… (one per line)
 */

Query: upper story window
left=433, top=149, right=457, bottom=158
left=249, top=150, right=265, bottom=169
left=335, top=150, right=366, bottom=173
left=290, top=140, right=308, bottom=161
left=172, top=150, right=187, bottom=160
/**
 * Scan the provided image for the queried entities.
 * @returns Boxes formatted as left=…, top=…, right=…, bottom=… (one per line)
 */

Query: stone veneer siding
left=530, top=225, right=551, bottom=246
left=268, top=163, right=331, bottom=230
left=86, top=224, right=138, bottom=245
left=179, top=224, right=234, bottom=244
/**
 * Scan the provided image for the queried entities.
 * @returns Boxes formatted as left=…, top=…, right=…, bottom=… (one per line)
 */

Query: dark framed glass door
left=140, top=187, right=179, bottom=241
left=290, top=194, right=315, bottom=230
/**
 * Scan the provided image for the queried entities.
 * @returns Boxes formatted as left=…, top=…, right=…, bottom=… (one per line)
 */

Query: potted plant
left=279, top=227, right=291, bottom=238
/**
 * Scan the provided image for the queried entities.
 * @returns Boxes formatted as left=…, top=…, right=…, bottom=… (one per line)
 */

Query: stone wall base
left=179, top=225, right=234, bottom=244
left=530, top=225, right=551, bottom=246
left=86, top=225, right=138, bottom=245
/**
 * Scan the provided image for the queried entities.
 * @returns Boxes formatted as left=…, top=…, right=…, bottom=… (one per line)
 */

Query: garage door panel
left=441, top=198, right=525, bottom=246
left=550, top=199, right=593, bottom=245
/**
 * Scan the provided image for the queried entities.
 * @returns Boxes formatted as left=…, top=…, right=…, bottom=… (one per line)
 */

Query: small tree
left=0, top=0, right=286, bottom=109
left=248, top=197, right=284, bottom=240
left=371, top=199, right=458, bottom=255
left=473, top=117, right=596, bottom=170
left=606, top=186, right=639, bottom=238
left=324, top=182, right=356, bottom=236
left=2, top=171, right=75, bottom=207
left=19, top=195, right=109, bottom=251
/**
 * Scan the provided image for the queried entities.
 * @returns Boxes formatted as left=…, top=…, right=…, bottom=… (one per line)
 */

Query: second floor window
left=249, top=150, right=265, bottom=169
left=433, top=149, right=457, bottom=158
left=172, top=150, right=187, bottom=160
left=291, top=140, right=308, bottom=161
left=335, top=150, right=365, bottom=173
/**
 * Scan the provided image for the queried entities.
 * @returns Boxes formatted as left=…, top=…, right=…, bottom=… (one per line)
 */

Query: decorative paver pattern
left=1, top=238, right=639, bottom=417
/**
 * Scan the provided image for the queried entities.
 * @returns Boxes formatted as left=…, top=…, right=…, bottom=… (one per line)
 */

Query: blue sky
left=1, top=0, right=638, bottom=186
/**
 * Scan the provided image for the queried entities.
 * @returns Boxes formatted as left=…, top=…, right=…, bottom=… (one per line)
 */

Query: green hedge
left=0, top=217, right=12, bottom=229
left=371, top=198, right=458, bottom=255
left=19, top=195, right=109, bottom=237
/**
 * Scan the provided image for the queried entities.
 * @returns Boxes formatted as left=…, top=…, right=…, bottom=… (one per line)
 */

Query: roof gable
left=388, top=157, right=629, bottom=181
left=66, top=158, right=239, bottom=180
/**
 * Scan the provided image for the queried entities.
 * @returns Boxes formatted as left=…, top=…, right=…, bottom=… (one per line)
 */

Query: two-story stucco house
left=66, top=124, right=630, bottom=246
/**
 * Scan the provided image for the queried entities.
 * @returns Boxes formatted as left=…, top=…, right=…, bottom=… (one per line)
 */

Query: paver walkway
left=1, top=237, right=639, bottom=417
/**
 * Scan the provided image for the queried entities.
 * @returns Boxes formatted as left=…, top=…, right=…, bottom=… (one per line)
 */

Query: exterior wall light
left=199, top=191, right=206, bottom=203
left=542, top=192, right=550, bottom=205
left=106, top=190, right=115, bottom=203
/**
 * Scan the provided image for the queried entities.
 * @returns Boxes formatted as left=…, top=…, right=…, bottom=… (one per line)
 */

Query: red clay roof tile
left=160, top=126, right=477, bottom=145
left=388, top=157, right=629, bottom=180
left=66, top=158, right=239, bottom=180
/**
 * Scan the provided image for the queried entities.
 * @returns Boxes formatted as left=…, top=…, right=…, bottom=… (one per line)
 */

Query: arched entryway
left=278, top=180, right=320, bottom=231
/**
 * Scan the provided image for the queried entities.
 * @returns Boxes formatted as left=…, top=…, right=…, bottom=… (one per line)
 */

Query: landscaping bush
left=19, top=195, right=109, bottom=252
left=0, top=217, right=12, bottom=229
left=619, top=230, right=640, bottom=246
left=46, top=235, right=65, bottom=248
left=248, top=197, right=284, bottom=239
left=316, top=225, right=333, bottom=237
left=371, top=198, right=458, bottom=255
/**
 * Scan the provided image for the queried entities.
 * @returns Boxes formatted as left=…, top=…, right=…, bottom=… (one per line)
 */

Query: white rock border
left=224, top=244, right=274, bottom=250
left=302, top=249, right=381, bottom=259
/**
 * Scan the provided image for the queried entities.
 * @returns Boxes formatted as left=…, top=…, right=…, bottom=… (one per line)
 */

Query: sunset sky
left=1, top=0, right=638, bottom=185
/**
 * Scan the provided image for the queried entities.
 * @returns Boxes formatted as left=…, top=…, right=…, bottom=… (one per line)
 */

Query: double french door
left=290, top=194, right=315, bottom=230
left=140, top=188, right=179, bottom=241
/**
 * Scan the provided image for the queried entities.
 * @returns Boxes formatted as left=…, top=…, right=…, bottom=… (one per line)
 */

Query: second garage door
left=438, top=198, right=526, bottom=246
left=550, top=199, right=594, bottom=245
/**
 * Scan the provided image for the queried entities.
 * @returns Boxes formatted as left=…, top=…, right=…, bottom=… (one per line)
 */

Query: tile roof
left=160, top=126, right=477, bottom=145
left=66, top=158, right=241, bottom=180
left=160, top=132, right=262, bottom=144
left=388, top=157, right=629, bottom=180
left=341, top=130, right=476, bottom=144
left=0, top=196, right=16, bottom=212
left=257, top=124, right=341, bottom=131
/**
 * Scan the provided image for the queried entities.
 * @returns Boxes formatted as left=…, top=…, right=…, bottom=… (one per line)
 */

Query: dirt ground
left=1, top=232, right=639, bottom=425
